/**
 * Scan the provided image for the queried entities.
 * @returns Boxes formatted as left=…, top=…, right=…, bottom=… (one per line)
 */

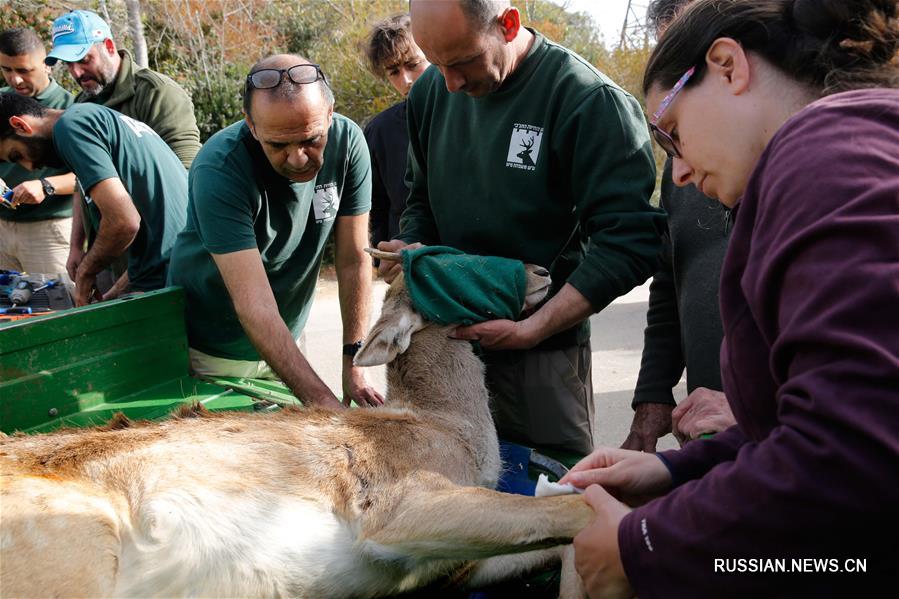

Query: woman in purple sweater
left=561, top=0, right=899, bottom=596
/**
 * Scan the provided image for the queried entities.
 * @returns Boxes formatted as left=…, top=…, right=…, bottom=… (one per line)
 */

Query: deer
left=0, top=252, right=593, bottom=598
left=516, top=135, right=536, bottom=166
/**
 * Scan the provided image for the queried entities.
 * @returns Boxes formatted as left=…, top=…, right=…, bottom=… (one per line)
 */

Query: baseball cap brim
left=45, top=43, right=93, bottom=66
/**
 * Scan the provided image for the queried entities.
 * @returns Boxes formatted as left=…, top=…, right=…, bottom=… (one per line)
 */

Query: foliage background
left=5, top=0, right=662, bottom=265
left=4, top=1, right=656, bottom=140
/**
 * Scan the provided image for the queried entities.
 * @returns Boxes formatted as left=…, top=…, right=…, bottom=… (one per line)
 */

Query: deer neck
left=385, top=326, right=499, bottom=474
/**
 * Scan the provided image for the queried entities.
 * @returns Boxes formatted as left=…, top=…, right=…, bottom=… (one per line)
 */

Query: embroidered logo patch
left=52, top=23, right=75, bottom=41
left=313, top=182, right=340, bottom=223
left=506, top=123, right=544, bottom=171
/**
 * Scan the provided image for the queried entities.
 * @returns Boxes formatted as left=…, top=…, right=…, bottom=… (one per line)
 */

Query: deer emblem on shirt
left=321, top=193, right=337, bottom=219
left=516, top=136, right=537, bottom=167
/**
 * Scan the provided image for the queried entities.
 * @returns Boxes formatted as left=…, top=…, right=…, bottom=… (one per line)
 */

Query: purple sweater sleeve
left=657, top=425, right=746, bottom=485
left=618, top=91, right=899, bottom=597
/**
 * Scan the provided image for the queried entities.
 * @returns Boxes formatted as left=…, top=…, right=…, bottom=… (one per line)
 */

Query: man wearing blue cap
left=45, top=10, right=200, bottom=169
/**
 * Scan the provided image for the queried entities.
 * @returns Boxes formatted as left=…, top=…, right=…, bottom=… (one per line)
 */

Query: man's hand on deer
left=375, top=240, right=423, bottom=282
left=672, top=387, right=735, bottom=444
left=573, top=485, right=634, bottom=599
left=342, top=364, right=385, bottom=407
left=450, top=317, right=540, bottom=350
left=559, top=447, right=672, bottom=507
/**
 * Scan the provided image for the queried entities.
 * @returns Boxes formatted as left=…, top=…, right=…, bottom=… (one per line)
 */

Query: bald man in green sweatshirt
left=380, top=0, right=664, bottom=458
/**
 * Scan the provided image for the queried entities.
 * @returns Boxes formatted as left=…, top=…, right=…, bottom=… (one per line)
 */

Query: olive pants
left=483, top=342, right=595, bottom=456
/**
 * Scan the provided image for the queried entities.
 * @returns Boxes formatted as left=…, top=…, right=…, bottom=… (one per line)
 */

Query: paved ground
left=305, top=275, right=680, bottom=453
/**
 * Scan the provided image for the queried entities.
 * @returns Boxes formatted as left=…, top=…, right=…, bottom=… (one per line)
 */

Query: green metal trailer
left=0, top=287, right=297, bottom=435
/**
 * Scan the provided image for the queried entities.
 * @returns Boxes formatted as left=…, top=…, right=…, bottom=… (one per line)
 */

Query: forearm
left=70, top=194, right=86, bottom=250
left=521, top=283, right=593, bottom=345
left=334, top=212, right=374, bottom=342
left=236, top=303, right=336, bottom=405
left=558, top=88, right=664, bottom=311
left=78, top=218, right=138, bottom=277
left=44, top=173, right=76, bottom=196
left=370, top=198, right=390, bottom=248
left=105, top=272, right=131, bottom=298
left=167, top=134, right=201, bottom=169
left=336, top=252, right=371, bottom=346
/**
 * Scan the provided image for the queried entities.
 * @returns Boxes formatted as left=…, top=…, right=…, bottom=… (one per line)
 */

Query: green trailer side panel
left=16, top=379, right=258, bottom=434
left=0, top=288, right=259, bottom=434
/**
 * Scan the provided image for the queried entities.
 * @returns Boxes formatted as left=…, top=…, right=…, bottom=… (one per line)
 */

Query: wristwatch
left=342, top=340, right=364, bottom=357
left=39, top=177, right=56, bottom=197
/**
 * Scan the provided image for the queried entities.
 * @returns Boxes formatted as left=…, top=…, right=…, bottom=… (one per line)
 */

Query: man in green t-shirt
left=0, top=28, right=75, bottom=275
left=379, top=0, right=665, bottom=457
left=0, top=94, right=188, bottom=305
left=168, top=54, right=382, bottom=411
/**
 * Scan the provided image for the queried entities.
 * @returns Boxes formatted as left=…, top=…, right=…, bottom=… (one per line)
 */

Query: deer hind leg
left=559, top=544, right=587, bottom=599
left=0, top=476, right=121, bottom=598
left=459, top=546, right=563, bottom=588
left=456, top=545, right=585, bottom=599
left=359, top=473, right=594, bottom=563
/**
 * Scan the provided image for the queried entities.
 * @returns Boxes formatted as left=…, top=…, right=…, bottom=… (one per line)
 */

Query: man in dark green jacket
left=0, top=27, right=75, bottom=275
left=380, top=0, right=665, bottom=458
left=45, top=10, right=200, bottom=169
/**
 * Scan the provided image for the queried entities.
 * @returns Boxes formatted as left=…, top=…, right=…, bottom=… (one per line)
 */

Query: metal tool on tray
left=32, top=279, right=59, bottom=294
left=9, top=280, right=33, bottom=306
left=9, top=278, right=60, bottom=307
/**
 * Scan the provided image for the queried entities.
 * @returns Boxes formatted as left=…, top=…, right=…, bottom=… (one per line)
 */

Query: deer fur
left=0, top=264, right=592, bottom=598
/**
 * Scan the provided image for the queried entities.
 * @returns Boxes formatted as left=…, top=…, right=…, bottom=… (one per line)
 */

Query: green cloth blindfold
left=401, top=246, right=526, bottom=325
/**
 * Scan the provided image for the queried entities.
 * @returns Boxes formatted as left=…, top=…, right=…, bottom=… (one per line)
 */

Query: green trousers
left=483, top=342, right=595, bottom=456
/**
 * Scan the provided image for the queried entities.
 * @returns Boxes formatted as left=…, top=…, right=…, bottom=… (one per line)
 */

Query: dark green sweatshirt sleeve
left=396, top=94, right=441, bottom=245
left=632, top=229, right=685, bottom=407
left=557, top=84, right=664, bottom=311
left=133, top=72, right=201, bottom=168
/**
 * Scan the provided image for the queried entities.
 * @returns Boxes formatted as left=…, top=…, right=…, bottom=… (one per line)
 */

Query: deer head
left=516, top=136, right=535, bottom=162
left=356, top=249, right=551, bottom=367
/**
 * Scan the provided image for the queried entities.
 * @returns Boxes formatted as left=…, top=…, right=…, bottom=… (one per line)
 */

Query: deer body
left=0, top=267, right=591, bottom=598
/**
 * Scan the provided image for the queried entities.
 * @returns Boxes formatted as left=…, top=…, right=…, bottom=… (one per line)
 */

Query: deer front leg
left=359, top=474, right=594, bottom=562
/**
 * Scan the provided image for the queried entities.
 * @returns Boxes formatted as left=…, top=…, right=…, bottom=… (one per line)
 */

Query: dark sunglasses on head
left=246, top=63, right=328, bottom=90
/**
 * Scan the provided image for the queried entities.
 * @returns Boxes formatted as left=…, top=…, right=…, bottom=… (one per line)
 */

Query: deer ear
left=354, top=308, right=425, bottom=367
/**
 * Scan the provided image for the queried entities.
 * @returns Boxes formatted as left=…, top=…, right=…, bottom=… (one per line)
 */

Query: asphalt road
left=305, top=276, right=680, bottom=453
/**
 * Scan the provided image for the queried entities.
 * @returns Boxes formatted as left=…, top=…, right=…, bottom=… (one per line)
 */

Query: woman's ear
left=705, top=37, right=751, bottom=95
